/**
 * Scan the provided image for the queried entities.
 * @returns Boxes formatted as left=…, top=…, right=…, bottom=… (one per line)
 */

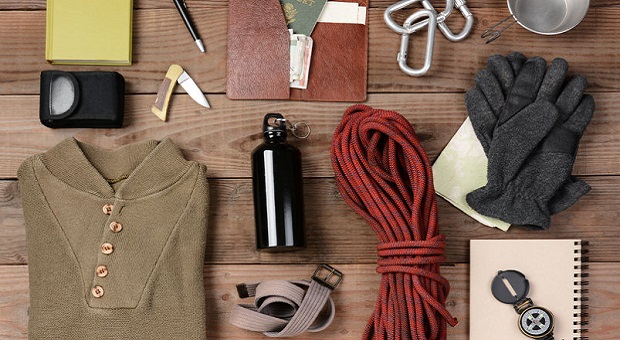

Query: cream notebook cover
left=470, top=239, right=588, bottom=340
left=46, top=0, right=133, bottom=65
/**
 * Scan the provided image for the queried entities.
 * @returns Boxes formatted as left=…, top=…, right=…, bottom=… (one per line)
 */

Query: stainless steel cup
left=509, top=0, right=589, bottom=35
left=482, top=0, right=589, bottom=43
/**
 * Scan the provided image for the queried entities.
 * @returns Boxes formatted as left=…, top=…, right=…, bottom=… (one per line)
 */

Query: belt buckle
left=312, top=264, right=343, bottom=290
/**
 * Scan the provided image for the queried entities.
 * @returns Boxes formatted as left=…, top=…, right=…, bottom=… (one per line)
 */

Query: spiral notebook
left=470, top=239, right=589, bottom=340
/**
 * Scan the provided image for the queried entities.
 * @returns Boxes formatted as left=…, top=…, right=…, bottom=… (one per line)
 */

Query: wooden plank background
left=1, top=0, right=619, bottom=339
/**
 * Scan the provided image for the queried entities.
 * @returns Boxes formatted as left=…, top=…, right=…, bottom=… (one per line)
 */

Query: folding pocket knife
left=152, top=64, right=210, bottom=121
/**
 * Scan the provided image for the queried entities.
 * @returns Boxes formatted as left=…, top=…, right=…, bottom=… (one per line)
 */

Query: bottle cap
left=263, top=113, right=287, bottom=139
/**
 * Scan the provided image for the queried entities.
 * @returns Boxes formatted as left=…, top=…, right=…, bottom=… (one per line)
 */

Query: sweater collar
left=40, top=137, right=192, bottom=199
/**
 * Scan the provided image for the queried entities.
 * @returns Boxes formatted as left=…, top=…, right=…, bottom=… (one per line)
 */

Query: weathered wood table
left=1, top=0, right=619, bottom=338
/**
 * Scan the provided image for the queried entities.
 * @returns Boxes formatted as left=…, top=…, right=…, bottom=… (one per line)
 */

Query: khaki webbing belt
left=229, top=264, right=343, bottom=337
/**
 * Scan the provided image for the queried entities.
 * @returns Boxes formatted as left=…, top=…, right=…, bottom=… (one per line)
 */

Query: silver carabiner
left=384, top=0, right=427, bottom=34
left=417, top=0, right=472, bottom=42
left=437, top=0, right=474, bottom=42
left=384, top=0, right=472, bottom=76
left=397, top=10, right=437, bottom=77
left=420, top=0, right=453, bottom=23
left=386, top=0, right=451, bottom=34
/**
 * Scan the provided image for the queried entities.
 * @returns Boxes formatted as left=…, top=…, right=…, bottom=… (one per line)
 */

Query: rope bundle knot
left=376, top=237, right=448, bottom=275
left=331, top=105, right=457, bottom=340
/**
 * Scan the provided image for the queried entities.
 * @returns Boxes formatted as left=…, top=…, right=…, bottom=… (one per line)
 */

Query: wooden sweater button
left=102, top=204, right=113, bottom=215
left=101, top=243, right=114, bottom=255
left=96, top=265, right=108, bottom=278
left=109, top=221, right=123, bottom=233
left=91, top=285, right=104, bottom=298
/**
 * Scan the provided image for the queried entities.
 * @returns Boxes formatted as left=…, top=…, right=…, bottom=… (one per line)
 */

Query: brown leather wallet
left=226, top=0, right=368, bottom=102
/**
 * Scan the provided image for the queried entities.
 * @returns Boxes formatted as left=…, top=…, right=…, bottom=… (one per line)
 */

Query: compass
left=491, top=269, right=555, bottom=339
left=519, top=306, right=554, bottom=338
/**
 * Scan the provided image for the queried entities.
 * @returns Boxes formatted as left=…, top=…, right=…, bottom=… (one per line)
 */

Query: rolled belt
left=229, top=264, right=343, bottom=337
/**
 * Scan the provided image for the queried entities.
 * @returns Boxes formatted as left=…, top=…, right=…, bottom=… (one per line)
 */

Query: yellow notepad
left=46, top=0, right=133, bottom=65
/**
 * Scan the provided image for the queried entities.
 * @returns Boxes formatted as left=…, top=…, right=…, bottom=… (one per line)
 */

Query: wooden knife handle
left=151, top=64, right=184, bottom=121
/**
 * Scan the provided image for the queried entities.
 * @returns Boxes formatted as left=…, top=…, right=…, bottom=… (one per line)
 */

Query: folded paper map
left=432, top=118, right=511, bottom=231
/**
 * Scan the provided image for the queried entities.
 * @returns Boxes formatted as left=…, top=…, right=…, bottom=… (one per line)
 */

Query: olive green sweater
left=18, top=138, right=209, bottom=339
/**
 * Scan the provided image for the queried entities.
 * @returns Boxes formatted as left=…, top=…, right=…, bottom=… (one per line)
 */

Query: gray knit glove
left=466, top=52, right=526, bottom=153
left=465, top=56, right=595, bottom=228
left=466, top=53, right=592, bottom=216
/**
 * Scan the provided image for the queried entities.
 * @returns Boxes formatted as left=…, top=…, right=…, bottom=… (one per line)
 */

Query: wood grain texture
left=1, top=263, right=617, bottom=339
left=1, top=1, right=619, bottom=339
left=2, top=175, right=619, bottom=265
left=0, top=0, right=616, bottom=10
left=0, top=6, right=619, bottom=95
left=0, top=9, right=228, bottom=95
left=0, top=92, right=618, bottom=179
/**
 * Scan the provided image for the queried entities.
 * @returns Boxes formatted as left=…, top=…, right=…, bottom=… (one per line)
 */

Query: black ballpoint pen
left=172, top=0, right=205, bottom=53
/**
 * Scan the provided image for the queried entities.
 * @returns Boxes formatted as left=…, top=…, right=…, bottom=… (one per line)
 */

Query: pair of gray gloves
left=464, top=52, right=595, bottom=229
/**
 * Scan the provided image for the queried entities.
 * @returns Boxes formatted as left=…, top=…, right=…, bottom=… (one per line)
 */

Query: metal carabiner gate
left=397, top=10, right=437, bottom=77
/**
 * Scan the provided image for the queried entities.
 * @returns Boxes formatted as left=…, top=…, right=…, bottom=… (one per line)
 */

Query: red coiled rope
left=330, top=105, right=458, bottom=340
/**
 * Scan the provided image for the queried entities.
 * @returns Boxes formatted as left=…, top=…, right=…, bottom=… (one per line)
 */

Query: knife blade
left=152, top=64, right=210, bottom=122
left=178, top=71, right=210, bottom=108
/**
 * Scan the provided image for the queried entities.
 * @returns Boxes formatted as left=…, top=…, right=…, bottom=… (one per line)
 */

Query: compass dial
left=518, top=306, right=554, bottom=338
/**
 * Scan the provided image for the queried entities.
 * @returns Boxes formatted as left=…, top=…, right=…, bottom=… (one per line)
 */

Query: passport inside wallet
left=226, top=0, right=368, bottom=102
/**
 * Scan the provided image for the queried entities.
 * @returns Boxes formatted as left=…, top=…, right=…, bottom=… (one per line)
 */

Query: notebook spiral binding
left=573, top=241, right=590, bottom=340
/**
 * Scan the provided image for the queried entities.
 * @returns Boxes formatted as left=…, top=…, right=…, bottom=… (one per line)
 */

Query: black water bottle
left=252, top=113, right=305, bottom=250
